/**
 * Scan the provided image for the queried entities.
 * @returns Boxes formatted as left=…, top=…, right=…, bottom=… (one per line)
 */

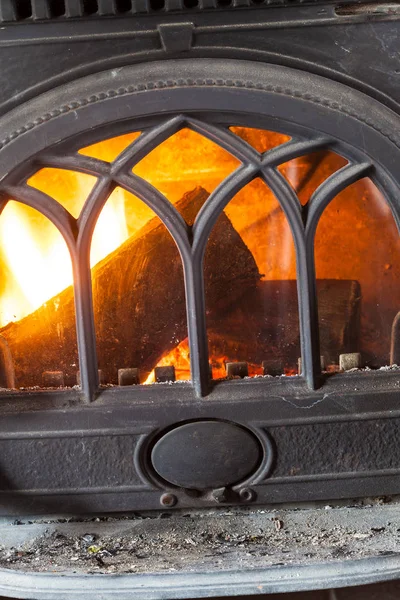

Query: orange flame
left=0, top=185, right=129, bottom=326
left=0, top=202, right=73, bottom=325
left=1, top=127, right=397, bottom=385
left=145, top=337, right=266, bottom=382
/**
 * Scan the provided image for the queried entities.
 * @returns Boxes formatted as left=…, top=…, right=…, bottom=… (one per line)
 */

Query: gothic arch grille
left=0, top=114, right=380, bottom=400
left=0, top=58, right=399, bottom=512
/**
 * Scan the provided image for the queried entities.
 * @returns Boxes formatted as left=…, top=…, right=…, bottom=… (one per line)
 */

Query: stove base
left=0, top=502, right=400, bottom=598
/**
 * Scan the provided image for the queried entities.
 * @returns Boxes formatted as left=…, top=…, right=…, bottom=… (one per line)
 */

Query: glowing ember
left=144, top=339, right=191, bottom=384
left=145, top=338, right=271, bottom=382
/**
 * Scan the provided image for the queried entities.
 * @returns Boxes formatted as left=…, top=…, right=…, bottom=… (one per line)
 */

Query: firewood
left=1, top=187, right=260, bottom=387
left=148, top=277, right=361, bottom=380
left=207, top=279, right=360, bottom=371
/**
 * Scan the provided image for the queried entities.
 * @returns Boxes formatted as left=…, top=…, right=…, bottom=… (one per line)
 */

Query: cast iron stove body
left=0, top=0, right=398, bottom=517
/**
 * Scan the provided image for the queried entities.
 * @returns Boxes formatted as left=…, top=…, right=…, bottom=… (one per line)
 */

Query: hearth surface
left=3, top=500, right=399, bottom=575
left=0, top=501, right=398, bottom=598
left=0, top=3, right=399, bottom=591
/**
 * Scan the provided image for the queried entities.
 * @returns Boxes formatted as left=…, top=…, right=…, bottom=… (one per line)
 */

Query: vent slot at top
left=0, top=0, right=332, bottom=22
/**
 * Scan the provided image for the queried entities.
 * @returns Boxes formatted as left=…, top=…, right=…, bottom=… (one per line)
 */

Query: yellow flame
left=0, top=202, right=73, bottom=325
left=0, top=128, right=293, bottom=330
left=90, top=187, right=129, bottom=267
left=0, top=190, right=129, bottom=326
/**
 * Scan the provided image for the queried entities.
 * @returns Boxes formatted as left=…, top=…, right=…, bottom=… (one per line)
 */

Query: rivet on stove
left=239, top=487, right=256, bottom=503
left=160, top=493, right=177, bottom=507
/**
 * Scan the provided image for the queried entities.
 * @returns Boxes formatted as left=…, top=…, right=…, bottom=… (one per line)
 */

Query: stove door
left=0, top=59, right=399, bottom=514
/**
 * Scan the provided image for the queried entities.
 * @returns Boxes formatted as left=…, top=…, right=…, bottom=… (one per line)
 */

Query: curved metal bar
left=0, top=186, right=90, bottom=393
left=78, top=174, right=192, bottom=397
left=2, top=183, right=114, bottom=403
left=114, top=172, right=214, bottom=395
left=75, top=176, right=117, bottom=402
left=186, top=118, right=261, bottom=165
left=110, top=116, right=185, bottom=175
left=117, top=167, right=260, bottom=396
left=114, top=172, right=191, bottom=256
left=260, top=167, right=303, bottom=228
left=38, top=154, right=111, bottom=179
left=1, top=185, right=78, bottom=253
left=111, top=117, right=261, bottom=388
left=181, top=256, right=210, bottom=397
left=192, top=164, right=259, bottom=260
left=305, top=162, right=373, bottom=239
left=371, top=166, right=400, bottom=236
left=188, top=164, right=259, bottom=395
left=78, top=176, right=115, bottom=235
left=299, top=161, right=372, bottom=385
left=260, top=166, right=321, bottom=390
left=111, top=116, right=261, bottom=177
left=261, top=137, right=331, bottom=168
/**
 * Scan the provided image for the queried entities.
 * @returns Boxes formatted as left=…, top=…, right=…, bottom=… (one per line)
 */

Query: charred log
left=207, top=279, right=361, bottom=372
left=1, top=187, right=260, bottom=387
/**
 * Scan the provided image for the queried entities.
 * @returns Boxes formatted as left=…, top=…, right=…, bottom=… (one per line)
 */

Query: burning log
left=1, top=187, right=260, bottom=387
left=149, top=278, right=361, bottom=380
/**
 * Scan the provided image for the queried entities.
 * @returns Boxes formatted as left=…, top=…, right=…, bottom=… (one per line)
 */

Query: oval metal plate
left=151, top=420, right=262, bottom=489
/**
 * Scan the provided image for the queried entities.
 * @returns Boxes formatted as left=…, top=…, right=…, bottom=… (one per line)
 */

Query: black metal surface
left=0, top=0, right=397, bottom=517
left=0, top=56, right=399, bottom=511
left=0, top=553, right=400, bottom=599
left=0, top=59, right=393, bottom=401
left=150, top=420, right=263, bottom=489
left=0, top=0, right=370, bottom=23
left=0, top=370, right=399, bottom=514
left=0, top=3, right=397, bottom=113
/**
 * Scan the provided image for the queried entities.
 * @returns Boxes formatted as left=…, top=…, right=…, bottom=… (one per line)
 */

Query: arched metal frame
left=0, top=113, right=377, bottom=401
left=0, top=60, right=400, bottom=515
left=0, top=57, right=399, bottom=407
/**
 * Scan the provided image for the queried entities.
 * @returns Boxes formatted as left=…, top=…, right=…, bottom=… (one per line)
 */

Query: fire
left=0, top=176, right=130, bottom=326
left=0, top=198, right=129, bottom=327
left=144, top=339, right=191, bottom=384
left=144, top=338, right=247, bottom=383
left=0, top=202, right=73, bottom=325
left=145, top=338, right=272, bottom=382
left=90, top=187, right=129, bottom=267
left=0, top=126, right=399, bottom=388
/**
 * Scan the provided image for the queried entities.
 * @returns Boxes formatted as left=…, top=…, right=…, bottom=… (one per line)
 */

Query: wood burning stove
left=0, top=0, right=399, bottom=522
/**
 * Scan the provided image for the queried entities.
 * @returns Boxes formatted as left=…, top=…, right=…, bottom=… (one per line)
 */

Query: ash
left=0, top=501, right=399, bottom=575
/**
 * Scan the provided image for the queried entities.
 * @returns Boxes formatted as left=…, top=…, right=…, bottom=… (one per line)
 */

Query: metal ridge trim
left=0, top=554, right=399, bottom=598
